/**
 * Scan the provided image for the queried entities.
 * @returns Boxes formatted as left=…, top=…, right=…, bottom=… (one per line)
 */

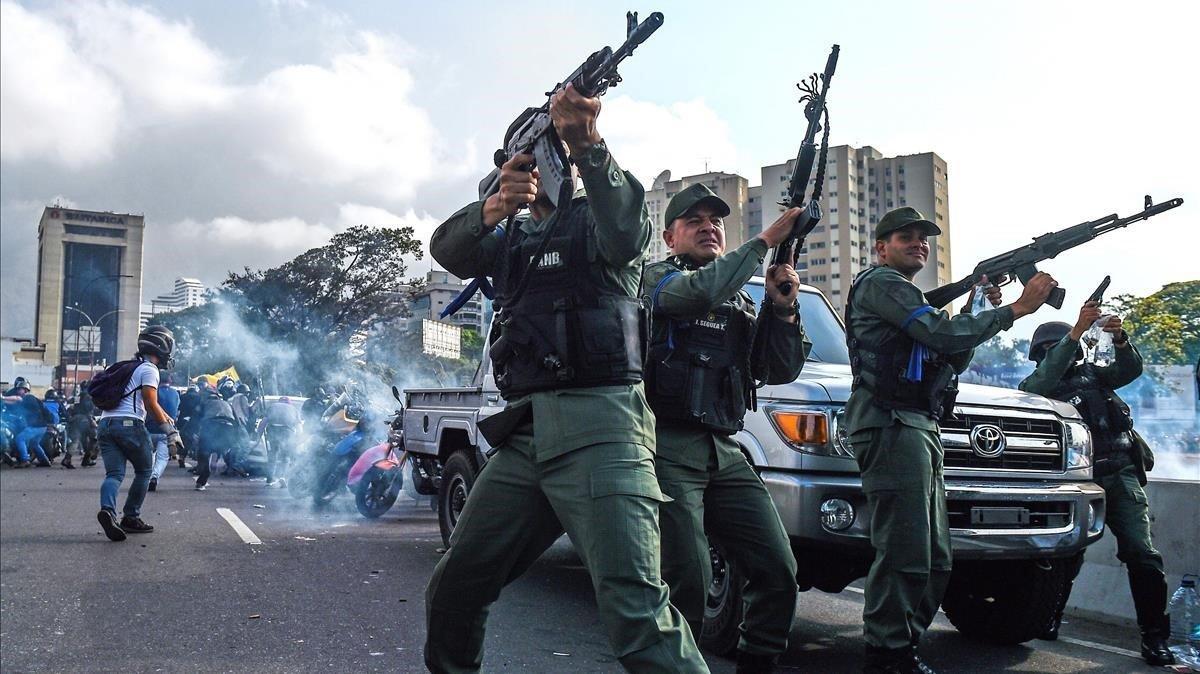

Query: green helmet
left=1029, top=321, right=1072, bottom=362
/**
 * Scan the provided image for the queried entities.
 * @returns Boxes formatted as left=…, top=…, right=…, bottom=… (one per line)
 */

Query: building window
left=868, top=168, right=875, bottom=176
left=936, top=212, right=945, bottom=220
left=829, top=191, right=837, bottom=197
left=887, top=200, right=894, bottom=207
left=64, top=224, right=125, bottom=239
left=830, top=207, right=838, bottom=213
left=899, top=181, right=906, bottom=190
left=898, top=165, right=905, bottom=175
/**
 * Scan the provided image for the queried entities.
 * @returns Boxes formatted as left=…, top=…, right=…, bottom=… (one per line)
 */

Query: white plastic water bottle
left=969, top=283, right=992, bottom=316
left=1168, top=575, right=1200, bottom=667
left=1083, top=316, right=1116, bottom=366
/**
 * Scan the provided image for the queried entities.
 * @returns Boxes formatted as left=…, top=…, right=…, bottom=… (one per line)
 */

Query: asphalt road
left=0, top=462, right=1173, bottom=673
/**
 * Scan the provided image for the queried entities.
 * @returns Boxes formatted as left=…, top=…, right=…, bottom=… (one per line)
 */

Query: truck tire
left=941, top=558, right=1071, bottom=645
left=701, top=543, right=744, bottom=656
left=438, top=450, right=478, bottom=548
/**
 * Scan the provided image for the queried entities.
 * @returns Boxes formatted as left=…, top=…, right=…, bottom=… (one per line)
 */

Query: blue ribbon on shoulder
left=439, top=226, right=505, bottom=319
left=901, top=305, right=936, bottom=381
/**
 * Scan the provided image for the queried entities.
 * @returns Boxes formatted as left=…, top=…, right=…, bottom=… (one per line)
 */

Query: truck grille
left=947, top=499, right=1072, bottom=530
left=939, top=412, right=1064, bottom=472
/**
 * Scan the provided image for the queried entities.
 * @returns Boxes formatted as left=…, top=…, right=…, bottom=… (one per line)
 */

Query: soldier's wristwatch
left=572, top=139, right=609, bottom=170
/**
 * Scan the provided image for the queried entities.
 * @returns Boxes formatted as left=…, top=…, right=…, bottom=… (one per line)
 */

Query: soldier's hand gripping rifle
left=477, top=11, right=664, bottom=209
left=442, top=12, right=663, bottom=316
left=925, top=195, right=1183, bottom=310
left=751, top=45, right=839, bottom=386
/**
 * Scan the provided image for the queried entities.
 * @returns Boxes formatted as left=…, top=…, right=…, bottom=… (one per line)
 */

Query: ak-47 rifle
left=751, top=45, right=839, bottom=385
left=477, top=11, right=664, bottom=208
left=925, top=195, right=1183, bottom=310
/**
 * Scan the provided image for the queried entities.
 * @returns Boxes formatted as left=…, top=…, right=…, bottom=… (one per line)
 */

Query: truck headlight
left=766, top=405, right=855, bottom=459
left=1064, top=421, right=1093, bottom=471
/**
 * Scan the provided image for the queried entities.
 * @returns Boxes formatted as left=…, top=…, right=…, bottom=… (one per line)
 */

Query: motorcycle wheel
left=312, top=456, right=354, bottom=507
left=355, top=467, right=399, bottom=519
left=286, top=463, right=314, bottom=500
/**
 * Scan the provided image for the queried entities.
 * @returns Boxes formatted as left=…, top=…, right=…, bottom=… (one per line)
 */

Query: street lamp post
left=63, top=306, right=125, bottom=395
left=58, top=273, right=133, bottom=393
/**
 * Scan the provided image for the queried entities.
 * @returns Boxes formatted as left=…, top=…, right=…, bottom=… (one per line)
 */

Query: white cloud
left=0, top=1, right=123, bottom=164
left=601, top=96, right=741, bottom=185
left=248, top=33, right=439, bottom=201
left=56, top=1, right=232, bottom=114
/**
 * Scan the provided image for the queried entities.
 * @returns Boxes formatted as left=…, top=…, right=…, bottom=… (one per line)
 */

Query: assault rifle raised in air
left=477, top=11, right=664, bottom=208
left=925, top=195, right=1183, bottom=310
left=751, top=44, right=839, bottom=387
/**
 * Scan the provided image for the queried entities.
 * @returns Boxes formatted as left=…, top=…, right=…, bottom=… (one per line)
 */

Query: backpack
left=88, top=359, right=146, bottom=411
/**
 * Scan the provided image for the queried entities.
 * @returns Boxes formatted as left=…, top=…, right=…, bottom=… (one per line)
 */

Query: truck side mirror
left=391, top=385, right=401, bottom=402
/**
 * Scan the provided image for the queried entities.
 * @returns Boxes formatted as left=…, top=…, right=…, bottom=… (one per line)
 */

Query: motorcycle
left=311, top=404, right=382, bottom=507
left=347, top=387, right=407, bottom=519
left=286, top=403, right=360, bottom=500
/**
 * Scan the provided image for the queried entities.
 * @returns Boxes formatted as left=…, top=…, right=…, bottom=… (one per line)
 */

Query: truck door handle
left=486, top=395, right=500, bottom=403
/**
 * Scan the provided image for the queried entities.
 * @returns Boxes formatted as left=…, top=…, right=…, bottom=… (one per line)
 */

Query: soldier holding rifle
left=845, top=207, right=1058, bottom=673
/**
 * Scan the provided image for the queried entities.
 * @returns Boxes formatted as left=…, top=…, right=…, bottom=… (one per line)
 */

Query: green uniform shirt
left=429, top=145, right=656, bottom=461
left=1017, top=335, right=1143, bottom=396
left=845, top=265, right=1015, bottom=434
left=642, top=238, right=809, bottom=470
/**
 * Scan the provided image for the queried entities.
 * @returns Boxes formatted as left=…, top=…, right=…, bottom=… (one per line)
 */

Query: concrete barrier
left=1065, top=478, right=1200, bottom=626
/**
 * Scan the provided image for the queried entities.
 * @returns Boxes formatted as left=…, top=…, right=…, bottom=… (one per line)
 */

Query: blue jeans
left=150, top=433, right=169, bottom=480
left=98, top=418, right=154, bottom=518
left=16, top=427, right=49, bottom=462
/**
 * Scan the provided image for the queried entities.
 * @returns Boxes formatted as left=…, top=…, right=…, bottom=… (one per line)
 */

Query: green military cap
left=874, top=206, right=941, bottom=239
left=664, top=183, right=730, bottom=228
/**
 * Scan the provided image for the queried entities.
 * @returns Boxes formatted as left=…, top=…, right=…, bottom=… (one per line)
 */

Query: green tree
left=221, top=225, right=423, bottom=389
left=1110, top=280, right=1199, bottom=365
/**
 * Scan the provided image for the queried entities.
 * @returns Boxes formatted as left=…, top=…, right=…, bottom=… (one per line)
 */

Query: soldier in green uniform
left=844, top=207, right=1058, bottom=673
left=643, top=184, right=809, bottom=673
left=1019, top=303, right=1175, bottom=666
left=423, top=84, right=710, bottom=673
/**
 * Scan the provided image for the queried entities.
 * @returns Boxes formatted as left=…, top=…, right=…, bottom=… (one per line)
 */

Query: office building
left=140, top=277, right=208, bottom=329
left=35, top=207, right=145, bottom=388
left=408, top=270, right=484, bottom=333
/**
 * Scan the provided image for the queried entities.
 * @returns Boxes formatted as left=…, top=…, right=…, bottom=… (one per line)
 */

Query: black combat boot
left=1140, top=615, right=1175, bottom=666
left=863, top=646, right=914, bottom=673
left=735, top=650, right=776, bottom=674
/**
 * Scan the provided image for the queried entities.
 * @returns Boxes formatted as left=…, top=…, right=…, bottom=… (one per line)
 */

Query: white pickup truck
left=403, top=280, right=1106, bottom=649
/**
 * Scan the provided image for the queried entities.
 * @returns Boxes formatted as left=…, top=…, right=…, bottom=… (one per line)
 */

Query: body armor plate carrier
left=645, top=285, right=756, bottom=435
left=1049, top=363, right=1136, bottom=475
left=487, top=200, right=648, bottom=399
left=845, top=266, right=958, bottom=421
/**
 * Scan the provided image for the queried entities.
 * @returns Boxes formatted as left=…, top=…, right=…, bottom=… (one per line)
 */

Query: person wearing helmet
left=146, top=370, right=181, bottom=491
left=63, top=385, right=98, bottom=469
left=94, top=325, right=179, bottom=542
left=42, top=389, right=64, bottom=424
left=1019, top=301, right=1174, bottom=666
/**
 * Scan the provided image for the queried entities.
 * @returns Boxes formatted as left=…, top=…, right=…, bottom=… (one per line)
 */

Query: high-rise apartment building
left=35, top=207, right=145, bottom=386
left=759, top=145, right=951, bottom=311
left=645, top=170, right=751, bottom=262
left=140, top=277, right=208, bottom=329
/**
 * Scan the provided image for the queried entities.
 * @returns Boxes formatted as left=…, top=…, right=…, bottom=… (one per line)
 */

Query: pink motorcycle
left=347, top=389, right=407, bottom=519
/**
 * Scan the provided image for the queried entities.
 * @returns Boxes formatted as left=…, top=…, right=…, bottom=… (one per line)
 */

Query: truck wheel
left=941, top=558, right=1070, bottom=645
left=701, top=543, right=744, bottom=656
left=438, top=450, right=477, bottom=548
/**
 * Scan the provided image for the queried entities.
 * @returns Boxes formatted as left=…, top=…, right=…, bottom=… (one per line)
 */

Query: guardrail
left=1065, top=478, right=1200, bottom=625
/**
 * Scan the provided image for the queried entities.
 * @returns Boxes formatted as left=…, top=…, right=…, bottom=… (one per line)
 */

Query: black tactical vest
left=645, top=268, right=756, bottom=434
left=1047, top=363, right=1136, bottom=474
left=486, top=198, right=647, bottom=398
left=844, top=266, right=958, bottom=421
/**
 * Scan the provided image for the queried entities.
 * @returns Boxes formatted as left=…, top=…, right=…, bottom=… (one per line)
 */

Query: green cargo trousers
left=851, top=423, right=952, bottom=651
left=1096, top=464, right=1167, bottom=625
left=424, top=430, right=710, bottom=673
left=656, top=453, right=798, bottom=656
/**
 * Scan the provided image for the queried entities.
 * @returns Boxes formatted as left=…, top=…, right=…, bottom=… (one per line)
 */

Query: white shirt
left=100, top=360, right=160, bottom=421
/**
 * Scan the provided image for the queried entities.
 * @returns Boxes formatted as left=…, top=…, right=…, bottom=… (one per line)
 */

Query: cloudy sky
left=2, top=0, right=1196, bottom=340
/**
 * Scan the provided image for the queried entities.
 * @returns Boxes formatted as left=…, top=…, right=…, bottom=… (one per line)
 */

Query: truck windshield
left=743, top=284, right=850, bottom=365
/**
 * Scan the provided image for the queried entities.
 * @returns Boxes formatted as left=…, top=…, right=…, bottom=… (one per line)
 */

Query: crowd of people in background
left=1, top=373, right=316, bottom=491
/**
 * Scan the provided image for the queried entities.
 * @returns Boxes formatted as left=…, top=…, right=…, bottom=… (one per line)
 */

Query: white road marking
left=1056, top=636, right=1141, bottom=660
left=216, top=508, right=262, bottom=545
left=839, top=585, right=1140, bottom=660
